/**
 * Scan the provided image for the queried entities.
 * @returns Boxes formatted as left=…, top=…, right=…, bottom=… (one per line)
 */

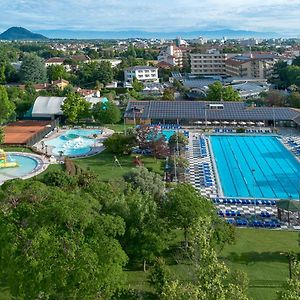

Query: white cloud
left=0, top=0, right=300, bottom=34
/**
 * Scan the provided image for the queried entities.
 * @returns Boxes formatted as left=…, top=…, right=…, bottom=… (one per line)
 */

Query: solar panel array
left=124, top=101, right=300, bottom=122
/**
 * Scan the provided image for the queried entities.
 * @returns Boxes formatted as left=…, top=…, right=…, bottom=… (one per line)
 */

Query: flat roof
left=125, top=100, right=300, bottom=122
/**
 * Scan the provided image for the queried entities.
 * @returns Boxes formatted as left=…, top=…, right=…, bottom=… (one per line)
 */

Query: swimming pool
left=0, top=154, right=40, bottom=184
left=45, top=129, right=102, bottom=156
left=210, top=135, right=300, bottom=199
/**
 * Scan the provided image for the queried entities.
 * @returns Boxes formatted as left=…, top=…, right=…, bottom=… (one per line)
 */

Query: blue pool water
left=0, top=154, right=38, bottom=183
left=45, top=129, right=102, bottom=156
left=210, top=135, right=300, bottom=199
left=161, top=130, right=176, bottom=141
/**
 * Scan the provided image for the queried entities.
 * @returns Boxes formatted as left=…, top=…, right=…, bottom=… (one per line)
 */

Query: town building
left=124, top=66, right=159, bottom=83
left=225, top=53, right=278, bottom=79
left=190, top=50, right=235, bottom=76
left=158, top=45, right=187, bottom=68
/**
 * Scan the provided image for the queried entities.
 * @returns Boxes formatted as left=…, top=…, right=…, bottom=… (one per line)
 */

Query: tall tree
left=123, top=167, right=165, bottom=201
left=0, top=180, right=128, bottom=299
left=77, top=61, right=113, bottom=87
left=47, top=64, right=68, bottom=82
left=120, top=189, right=168, bottom=271
left=0, top=86, right=15, bottom=124
left=165, top=184, right=214, bottom=250
left=92, top=101, right=121, bottom=124
left=61, top=92, right=91, bottom=123
left=206, top=81, right=240, bottom=101
left=19, top=53, right=47, bottom=83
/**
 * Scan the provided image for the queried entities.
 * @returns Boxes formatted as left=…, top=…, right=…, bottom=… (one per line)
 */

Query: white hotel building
left=124, top=66, right=159, bottom=83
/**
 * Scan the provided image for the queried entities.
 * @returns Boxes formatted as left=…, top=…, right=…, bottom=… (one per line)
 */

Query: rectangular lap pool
left=210, top=135, right=300, bottom=199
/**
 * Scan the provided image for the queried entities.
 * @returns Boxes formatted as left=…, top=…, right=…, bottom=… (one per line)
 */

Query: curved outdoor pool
left=44, top=129, right=102, bottom=157
left=0, top=153, right=41, bottom=184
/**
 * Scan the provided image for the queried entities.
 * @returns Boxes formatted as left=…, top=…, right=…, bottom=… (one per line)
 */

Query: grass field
left=125, top=228, right=299, bottom=300
left=74, top=150, right=164, bottom=181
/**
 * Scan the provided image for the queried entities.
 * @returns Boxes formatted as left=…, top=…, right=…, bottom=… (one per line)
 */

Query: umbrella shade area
left=213, top=121, right=220, bottom=125
left=222, top=121, right=230, bottom=125
left=277, top=199, right=300, bottom=212
left=194, top=121, right=202, bottom=124
left=277, top=199, right=300, bottom=226
left=239, top=121, right=246, bottom=125
left=231, top=121, right=237, bottom=125
left=205, top=121, right=212, bottom=125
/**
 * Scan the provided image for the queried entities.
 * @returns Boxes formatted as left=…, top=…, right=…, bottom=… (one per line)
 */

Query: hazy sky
left=1, top=0, right=300, bottom=34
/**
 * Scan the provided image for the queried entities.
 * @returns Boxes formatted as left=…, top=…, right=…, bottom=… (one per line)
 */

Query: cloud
left=1, top=0, right=300, bottom=34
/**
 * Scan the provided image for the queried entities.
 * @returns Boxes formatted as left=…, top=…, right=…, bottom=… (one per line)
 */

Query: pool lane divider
left=207, top=136, right=224, bottom=198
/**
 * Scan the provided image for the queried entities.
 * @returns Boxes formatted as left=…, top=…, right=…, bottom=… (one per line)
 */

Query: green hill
left=0, top=27, right=48, bottom=40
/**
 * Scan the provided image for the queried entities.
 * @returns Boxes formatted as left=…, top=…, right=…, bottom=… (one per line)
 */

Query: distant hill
left=37, top=28, right=279, bottom=40
left=0, top=27, right=48, bottom=40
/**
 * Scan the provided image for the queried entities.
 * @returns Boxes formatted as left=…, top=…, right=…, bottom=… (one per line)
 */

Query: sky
left=1, top=0, right=300, bottom=35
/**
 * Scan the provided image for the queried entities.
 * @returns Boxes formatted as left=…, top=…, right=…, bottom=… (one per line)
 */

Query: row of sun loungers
left=212, top=198, right=276, bottom=206
left=226, top=218, right=281, bottom=228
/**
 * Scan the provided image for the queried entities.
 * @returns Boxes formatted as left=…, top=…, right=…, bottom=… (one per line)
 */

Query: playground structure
left=0, top=149, right=18, bottom=169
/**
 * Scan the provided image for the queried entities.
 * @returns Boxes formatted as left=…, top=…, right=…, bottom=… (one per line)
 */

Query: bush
left=103, top=133, right=136, bottom=155
left=236, top=127, right=245, bottom=133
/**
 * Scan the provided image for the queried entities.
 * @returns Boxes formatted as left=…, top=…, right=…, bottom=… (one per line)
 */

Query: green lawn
left=105, top=123, right=133, bottom=133
left=220, top=228, right=299, bottom=300
left=125, top=228, right=299, bottom=300
left=74, top=150, right=164, bottom=181
left=1, top=146, right=33, bottom=153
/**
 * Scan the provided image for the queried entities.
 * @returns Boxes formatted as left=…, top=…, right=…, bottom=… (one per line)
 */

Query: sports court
left=4, top=120, right=52, bottom=145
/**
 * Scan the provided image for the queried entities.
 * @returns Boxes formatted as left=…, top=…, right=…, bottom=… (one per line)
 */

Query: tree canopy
left=19, top=53, right=47, bottom=83
left=92, top=101, right=121, bottom=124
left=0, top=180, right=128, bottom=299
left=61, top=92, right=91, bottom=123
left=0, top=85, right=15, bottom=124
left=206, top=81, right=240, bottom=101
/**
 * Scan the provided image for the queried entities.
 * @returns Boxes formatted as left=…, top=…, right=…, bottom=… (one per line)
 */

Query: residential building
left=158, top=45, right=186, bottom=68
left=225, top=53, right=278, bottom=79
left=124, top=66, right=159, bottom=83
left=190, top=50, right=235, bottom=76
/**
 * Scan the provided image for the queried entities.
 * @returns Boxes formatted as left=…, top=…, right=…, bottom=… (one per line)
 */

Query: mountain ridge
left=36, top=28, right=279, bottom=39
left=0, top=27, right=48, bottom=40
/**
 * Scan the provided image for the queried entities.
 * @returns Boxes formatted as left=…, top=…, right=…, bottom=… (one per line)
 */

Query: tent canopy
left=277, top=199, right=300, bottom=212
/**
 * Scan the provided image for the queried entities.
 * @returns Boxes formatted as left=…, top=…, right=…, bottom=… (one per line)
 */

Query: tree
left=103, top=133, right=136, bottom=154
left=167, top=155, right=189, bottom=182
left=120, top=189, right=168, bottom=271
left=132, top=76, right=144, bottom=92
left=0, top=180, right=128, bottom=299
left=47, top=64, right=68, bottom=82
left=162, top=88, right=175, bottom=100
left=19, top=53, right=47, bottom=83
left=92, top=101, right=121, bottom=124
left=292, top=56, right=300, bottom=67
left=148, top=257, right=172, bottom=295
left=0, top=86, right=15, bottom=124
left=0, top=126, right=4, bottom=144
left=206, top=81, right=240, bottom=101
left=61, top=92, right=91, bottom=123
left=150, top=136, right=170, bottom=159
left=277, top=260, right=300, bottom=300
left=169, top=132, right=189, bottom=154
left=165, top=184, right=214, bottom=250
left=123, top=167, right=165, bottom=201
left=263, top=90, right=286, bottom=107
left=222, top=85, right=241, bottom=101
left=77, top=61, right=113, bottom=87
left=189, top=217, right=249, bottom=300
